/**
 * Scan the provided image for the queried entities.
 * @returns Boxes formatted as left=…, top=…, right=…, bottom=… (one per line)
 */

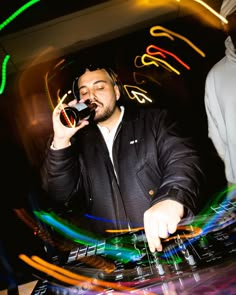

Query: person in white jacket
left=204, top=0, right=236, bottom=194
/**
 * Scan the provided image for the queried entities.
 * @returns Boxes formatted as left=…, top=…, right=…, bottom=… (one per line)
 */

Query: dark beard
left=94, top=104, right=117, bottom=123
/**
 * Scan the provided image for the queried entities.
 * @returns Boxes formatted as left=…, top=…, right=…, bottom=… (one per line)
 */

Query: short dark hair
left=72, top=64, right=123, bottom=101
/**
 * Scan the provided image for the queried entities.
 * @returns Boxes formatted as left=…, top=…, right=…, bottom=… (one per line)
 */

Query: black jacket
left=40, top=106, right=205, bottom=236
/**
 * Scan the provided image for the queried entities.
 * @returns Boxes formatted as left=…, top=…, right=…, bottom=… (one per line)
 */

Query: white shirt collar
left=97, top=106, right=125, bottom=165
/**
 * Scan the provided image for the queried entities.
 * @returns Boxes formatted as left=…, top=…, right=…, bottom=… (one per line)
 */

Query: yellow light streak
left=141, top=53, right=181, bottom=75
left=134, top=55, right=147, bottom=68
left=44, top=57, right=66, bottom=111
left=150, top=26, right=205, bottom=57
left=56, top=90, right=75, bottom=128
left=123, top=85, right=152, bottom=103
left=190, top=0, right=228, bottom=24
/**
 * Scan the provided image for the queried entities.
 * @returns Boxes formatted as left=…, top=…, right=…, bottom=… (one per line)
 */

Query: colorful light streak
left=176, top=0, right=228, bottom=24
left=0, top=0, right=40, bottom=31
left=141, top=53, right=181, bottom=75
left=13, top=208, right=70, bottom=251
left=14, top=191, right=236, bottom=290
left=19, top=254, right=156, bottom=295
left=84, top=213, right=137, bottom=226
left=110, top=188, right=235, bottom=262
left=34, top=210, right=99, bottom=246
left=106, top=225, right=202, bottom=242
left=146, top=44, right=190, bottom=70
left=133, top=25, right=204, bottom=83
left=16, top=195, right=236, bottom=291
left=0, top=54, right=10, bottom=94
left=34, top=210, right=143, bottom=263
left=44, top=59, right=66, bottom=111
left=44, top=58, right=78, bottom=127
left=57, top=90, right=76, bottom=128
left=0, top=0, right=40, bottom=93
left=149, top=26, right=205, bottom=58
left=135, top=52, right=166, bottom=69
left=201, top=200, right=236, bottom=235
left=162, top=194, right=236, bottom=259
left=14, top=208, right=118, bottom=273
left=123, top=85, right=152, bottom=103
left=193, top=186, right=236, bottom=228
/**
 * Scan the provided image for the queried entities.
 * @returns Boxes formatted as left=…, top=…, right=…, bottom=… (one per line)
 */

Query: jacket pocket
left=136, top=162, right=161, bottom=200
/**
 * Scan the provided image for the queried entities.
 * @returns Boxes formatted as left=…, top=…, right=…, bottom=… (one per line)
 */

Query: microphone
left=60, top=102, right=96, bottom=127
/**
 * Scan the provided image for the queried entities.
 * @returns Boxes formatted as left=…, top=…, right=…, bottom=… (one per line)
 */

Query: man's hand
left=144, top=200, right=184, bottom=252
left=52, top=99, right=89, bottom=149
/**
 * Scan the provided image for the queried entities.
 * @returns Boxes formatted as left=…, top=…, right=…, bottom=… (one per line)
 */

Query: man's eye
left=80, top=92, right=88, bottom=96
left=96, top=85, right=105, bottom=90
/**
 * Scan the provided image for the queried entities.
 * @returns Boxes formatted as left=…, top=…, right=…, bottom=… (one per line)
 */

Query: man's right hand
left=52, top=100, right=89, bottom=149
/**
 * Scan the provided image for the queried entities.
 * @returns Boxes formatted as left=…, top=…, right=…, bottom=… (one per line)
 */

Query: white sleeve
left=204, top=71, right=225, bottom=160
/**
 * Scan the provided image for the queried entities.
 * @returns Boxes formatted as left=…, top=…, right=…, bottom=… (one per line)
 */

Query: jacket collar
left=121, top=103, right=139, bottom=123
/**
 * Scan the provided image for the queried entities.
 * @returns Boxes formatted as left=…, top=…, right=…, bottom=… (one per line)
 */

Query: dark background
left=0, top=4, right=228, bottom=291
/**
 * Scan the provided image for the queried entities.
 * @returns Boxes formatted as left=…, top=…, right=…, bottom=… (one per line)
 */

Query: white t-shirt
left=97, top=106, right=125, bottom=165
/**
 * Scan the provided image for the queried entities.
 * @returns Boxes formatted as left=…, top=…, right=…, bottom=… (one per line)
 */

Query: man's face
left=77, top=69, right=120, bottom=123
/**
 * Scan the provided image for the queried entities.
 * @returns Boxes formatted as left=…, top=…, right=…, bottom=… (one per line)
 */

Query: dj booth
left=20, top=199, right=236, bottom=295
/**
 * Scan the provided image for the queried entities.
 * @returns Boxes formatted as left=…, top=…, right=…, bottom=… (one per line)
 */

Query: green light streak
left=0, top=54, right=10, bottom=94
left=191, top=185, right=236, bottom=228
left=0, top=0, right=41, bottom=31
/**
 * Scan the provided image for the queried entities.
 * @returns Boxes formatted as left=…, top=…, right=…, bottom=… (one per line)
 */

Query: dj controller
left=30, top=200, right=236, bottom=295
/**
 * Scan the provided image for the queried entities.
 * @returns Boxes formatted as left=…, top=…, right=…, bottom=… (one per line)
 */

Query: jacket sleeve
left=150, top=109, right=206, bottom=216
left=40, top=139, right=81, bottom=204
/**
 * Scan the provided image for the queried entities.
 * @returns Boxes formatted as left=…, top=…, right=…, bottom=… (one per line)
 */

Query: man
left=204, top=0, right=236, bottom=190
left=41, top=64, right=205, bottom=253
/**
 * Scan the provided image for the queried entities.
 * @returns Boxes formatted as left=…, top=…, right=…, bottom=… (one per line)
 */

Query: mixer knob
left=185, top=253, right=196, bottom=266
left=152, top=252, right=165, bottom=275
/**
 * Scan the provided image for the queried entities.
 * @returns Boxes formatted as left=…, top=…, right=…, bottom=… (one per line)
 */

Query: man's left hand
left=144, top=200, right=184, bottom=252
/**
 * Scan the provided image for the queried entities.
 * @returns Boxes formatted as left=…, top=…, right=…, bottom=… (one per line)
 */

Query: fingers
left=68, top=98, right=78, bottom=107
left=159, top=223, right=170, bottom=239
left=143, top=201, right=183, bottom=253
left=144, top=220, right=169, bottom=252
left=146, top=230, right=163, bottom=253
left=168, top=221, right=178, bottom=234
left=53, top=103, right=67, bottom=118
left=145, top=221, right=175, bottom=252
left=76, top=120, right=89, bottom=129
left=144, top=213, right=163, bottom=252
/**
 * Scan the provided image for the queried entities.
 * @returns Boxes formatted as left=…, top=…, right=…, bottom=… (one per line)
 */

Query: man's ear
left=114, top=83, right=120, bottom=100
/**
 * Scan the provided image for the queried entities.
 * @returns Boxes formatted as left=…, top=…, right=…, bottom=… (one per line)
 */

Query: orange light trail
left=106, top=225, right=202, bottom=241
left=150, top=26, right=205, bottom=57
left=19, top=254, right=156, bottom=295
left=19, top=254, right=103, bottom=293
left=44, top=58, right=66, bottom=111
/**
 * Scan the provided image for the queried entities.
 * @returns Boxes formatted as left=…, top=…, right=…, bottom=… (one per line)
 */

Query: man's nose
left=87, top=90, right=96, bottom=102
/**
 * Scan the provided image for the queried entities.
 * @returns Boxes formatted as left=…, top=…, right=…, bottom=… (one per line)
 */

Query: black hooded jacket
left=40, top=106, right=205, bottom=237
